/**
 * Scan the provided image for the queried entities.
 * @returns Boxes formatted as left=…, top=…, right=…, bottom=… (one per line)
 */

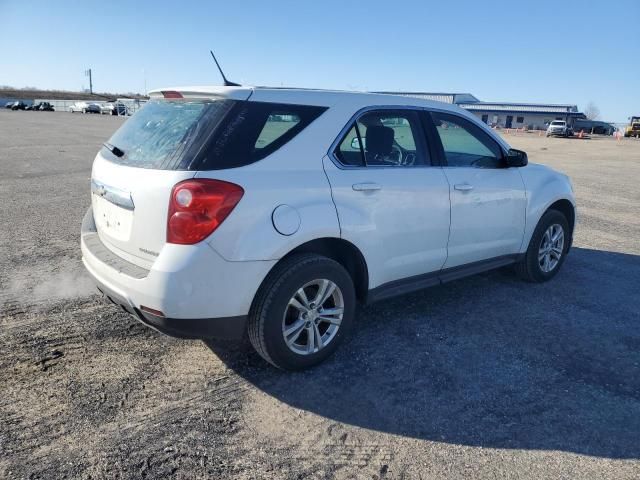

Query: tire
left=515, top=209, right=570, bottom=282
left=248, top=253, right=356, bottom=370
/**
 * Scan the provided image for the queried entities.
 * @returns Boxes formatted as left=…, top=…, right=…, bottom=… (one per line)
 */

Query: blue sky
left=1, top=0, right=638, bottom=121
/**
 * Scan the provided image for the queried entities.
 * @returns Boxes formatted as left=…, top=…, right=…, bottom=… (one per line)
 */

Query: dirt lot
left=1, top=110, right=639, bottom=479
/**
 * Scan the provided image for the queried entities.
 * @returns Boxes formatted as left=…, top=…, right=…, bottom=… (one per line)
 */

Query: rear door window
left=334, top=110, right=429, bottom=167
left=335, top=124, right=365, bottom=166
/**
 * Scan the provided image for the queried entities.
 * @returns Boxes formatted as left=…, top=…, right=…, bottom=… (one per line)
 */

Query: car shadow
left=204, top=247, right=640, bottom=459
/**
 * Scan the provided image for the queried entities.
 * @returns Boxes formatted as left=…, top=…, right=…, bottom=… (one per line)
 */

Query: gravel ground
left=1, top=110, right=639, bottom=479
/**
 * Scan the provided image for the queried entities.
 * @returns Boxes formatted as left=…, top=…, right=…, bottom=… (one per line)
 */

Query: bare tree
left=584, top=101, right=600, bottom=120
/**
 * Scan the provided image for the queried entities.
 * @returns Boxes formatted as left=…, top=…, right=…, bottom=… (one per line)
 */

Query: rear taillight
left=167, top=179, right=244, bottom=245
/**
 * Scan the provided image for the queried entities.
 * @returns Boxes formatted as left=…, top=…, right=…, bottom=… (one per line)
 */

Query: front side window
left=430, top=111, right=504, bottom=168
left=334, top=110, right=428, bottom=167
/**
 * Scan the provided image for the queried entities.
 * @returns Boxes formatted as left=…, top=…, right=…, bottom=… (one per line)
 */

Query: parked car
left=69, top=102, right=88, bottom=113
left=69, top=101, right=101, bottom=113
left=546, top=120, right=572, bottom=137
left=28, top=102, right=55, bottom=111
left=10, top=101, right=27, bottom=111
left=5, top=101, right=15, bottom=109
left=25, top=103, right=38, bottom=111
left=81, top=86, right=576, bottom=370
left=100, top=101, right=129, bottom=116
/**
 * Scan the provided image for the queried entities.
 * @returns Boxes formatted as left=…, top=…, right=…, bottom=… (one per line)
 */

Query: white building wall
left=469, top=111, right=573, bottom=130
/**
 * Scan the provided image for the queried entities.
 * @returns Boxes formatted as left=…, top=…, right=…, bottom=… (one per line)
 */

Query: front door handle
left=352, top=182, right=382, bottom=192
left=454, top=183, right=474, bottom=192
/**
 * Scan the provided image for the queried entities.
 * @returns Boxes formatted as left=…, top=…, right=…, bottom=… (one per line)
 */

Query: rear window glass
left=102, top=99, right=233, bottom=170
left=199, top=101, right=327, bottom=170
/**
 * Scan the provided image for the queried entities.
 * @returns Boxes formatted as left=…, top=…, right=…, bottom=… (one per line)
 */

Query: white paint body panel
left=82, top=86, right=575, bottom=325
left=442, top=166, right=527, bottom=268
left=82, top=236, right=276, bottom=318
left=518, top=163, right=576, bottom=251
left=323, top=158, right=451, bottom=288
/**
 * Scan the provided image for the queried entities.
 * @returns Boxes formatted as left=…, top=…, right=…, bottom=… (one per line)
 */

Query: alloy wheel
left=282, top=279, right=344, bottom=355
left=538, top=224, right=564, bottom=273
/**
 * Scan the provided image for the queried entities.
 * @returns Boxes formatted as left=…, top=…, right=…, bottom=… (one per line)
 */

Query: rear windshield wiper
left=103, top=142, right=125, bottom=158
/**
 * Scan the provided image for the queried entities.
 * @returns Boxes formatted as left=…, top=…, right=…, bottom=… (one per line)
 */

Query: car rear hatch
left=90, top=87, right=252, bottom=269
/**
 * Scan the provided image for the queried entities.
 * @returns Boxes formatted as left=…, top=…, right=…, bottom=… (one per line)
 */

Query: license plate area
left=92, top=194, right=133, bottom=241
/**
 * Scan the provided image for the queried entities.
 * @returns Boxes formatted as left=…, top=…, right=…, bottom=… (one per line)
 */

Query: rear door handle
left=454, top=183, right=474, bottom=192
left=352, top=182, right=381, bottom=192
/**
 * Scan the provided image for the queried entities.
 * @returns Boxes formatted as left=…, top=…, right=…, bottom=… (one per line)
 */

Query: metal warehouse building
left=375, top=91, right=585, bottom=130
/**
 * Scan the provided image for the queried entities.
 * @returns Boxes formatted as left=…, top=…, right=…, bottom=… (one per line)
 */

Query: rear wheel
left=516, top=209, right=570, bottom=282
left=248, top=254, right=356, bottom=370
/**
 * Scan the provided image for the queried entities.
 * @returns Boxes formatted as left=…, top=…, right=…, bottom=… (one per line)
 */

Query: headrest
left=365, top=125, right=394, bottom=156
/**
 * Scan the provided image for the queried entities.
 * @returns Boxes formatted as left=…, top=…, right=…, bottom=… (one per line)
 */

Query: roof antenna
left=210, top=50, right=240, bottom=87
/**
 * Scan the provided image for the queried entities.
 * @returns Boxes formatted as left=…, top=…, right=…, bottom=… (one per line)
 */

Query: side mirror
left=505, top=148, right=528, bottom=167
left=350, top=137, right=366, bottom=150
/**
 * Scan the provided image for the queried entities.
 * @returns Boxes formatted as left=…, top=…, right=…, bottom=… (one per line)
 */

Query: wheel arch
left=546, top=198, right=576, bottom=251
left=258, top=237, right=369, bottom=304
left=547, top=199, right=575, bottom=234
left=522, top=197, right=575, bottom=254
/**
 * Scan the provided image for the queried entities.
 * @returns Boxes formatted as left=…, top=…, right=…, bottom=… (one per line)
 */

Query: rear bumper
left=81, top=206, right=274, bottom=340
left=95, top=278, right=247, bottom=339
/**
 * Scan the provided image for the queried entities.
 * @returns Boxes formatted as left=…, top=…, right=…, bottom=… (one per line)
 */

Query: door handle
left=352, top=182, right=381, bottom=192
left=454, top=183, right=474, bottom=192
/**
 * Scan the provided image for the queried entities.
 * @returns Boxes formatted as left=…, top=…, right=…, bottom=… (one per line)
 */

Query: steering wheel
left=372, top=144, right=403, bottom=165
left=390, top=144, right=403, bottom=164
left=403, top=153, right=416, bottom=166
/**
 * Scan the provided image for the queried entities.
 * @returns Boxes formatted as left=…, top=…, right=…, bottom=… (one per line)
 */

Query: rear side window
left=255, top=113, right=301, bottom=150
left=199, top=102, right=327, bottom=170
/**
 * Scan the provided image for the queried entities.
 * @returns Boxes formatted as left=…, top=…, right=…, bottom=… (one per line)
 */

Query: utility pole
left=85, top=69, right=93, bottom=94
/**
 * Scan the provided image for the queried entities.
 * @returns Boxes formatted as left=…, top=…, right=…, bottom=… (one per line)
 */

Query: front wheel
left=248, top=254, right=356, bottom=370
left=516, top=209, right=570, bottom=282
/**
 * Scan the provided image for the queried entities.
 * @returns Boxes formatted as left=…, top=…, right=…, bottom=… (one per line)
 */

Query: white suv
left=546, top=120, right=572, bottom=137
left=81, top=86, right=576, bottom=370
